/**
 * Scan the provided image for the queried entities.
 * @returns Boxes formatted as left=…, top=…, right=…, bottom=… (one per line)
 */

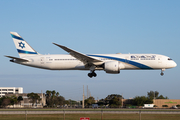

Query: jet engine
left=104, top=61, right=125, bottom=74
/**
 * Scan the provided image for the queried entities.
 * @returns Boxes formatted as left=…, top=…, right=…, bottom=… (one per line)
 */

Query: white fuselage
left=14, top=53, right=177, bottom=71
left=8, top=32, right=177, bottom=77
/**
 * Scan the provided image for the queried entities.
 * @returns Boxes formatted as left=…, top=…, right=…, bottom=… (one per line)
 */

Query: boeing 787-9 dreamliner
left=5, top=32, right=177, bottom=78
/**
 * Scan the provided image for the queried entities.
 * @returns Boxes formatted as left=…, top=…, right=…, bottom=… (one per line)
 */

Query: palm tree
left=56, top=92, right=59, bottom=97
left=46, top=90, right=52, bottom=107
left=51, top=90, right=56, bottom=107
left=51, top=90, right=56, bottom=98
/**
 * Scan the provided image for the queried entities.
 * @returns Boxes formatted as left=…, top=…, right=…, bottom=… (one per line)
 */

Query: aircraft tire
left=160, top=72, right=164, bottom=76
left=88, top=73, right=93, bottom=78
left=93, top=72, right=97, bottom=77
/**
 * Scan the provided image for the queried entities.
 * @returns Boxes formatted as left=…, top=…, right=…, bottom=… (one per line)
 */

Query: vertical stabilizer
left=10, top=32, right=39, bottom=58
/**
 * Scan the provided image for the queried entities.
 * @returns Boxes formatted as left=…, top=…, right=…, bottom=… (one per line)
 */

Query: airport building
left=5, top=93, right=46, bottom=108
left=0, top=87, right=23, bottom=97
left=154, top=99, right=180, bottom=108
left=123, top=99, right=180, bottom=108
left=0, top=87, right=46, bottom=108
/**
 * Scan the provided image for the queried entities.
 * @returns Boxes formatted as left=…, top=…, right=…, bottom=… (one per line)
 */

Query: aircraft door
left=158, top=56, right=162, bottom=63
left=40, top=57, right=45, bottom=65
left=158, top=56, right=163, bottom=68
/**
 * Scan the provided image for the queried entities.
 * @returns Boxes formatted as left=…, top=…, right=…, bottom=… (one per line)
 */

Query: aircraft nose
left=166, top=60, right=177, bottom=68
left=173, top=61, right=177, bottom=67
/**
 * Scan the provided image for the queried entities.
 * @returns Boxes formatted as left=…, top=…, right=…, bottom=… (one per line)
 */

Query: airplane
left=5, top=32, right=177, bottom=78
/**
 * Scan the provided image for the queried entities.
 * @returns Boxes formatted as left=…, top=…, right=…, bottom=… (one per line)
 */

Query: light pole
left=122, top=93, right=123, bottom=108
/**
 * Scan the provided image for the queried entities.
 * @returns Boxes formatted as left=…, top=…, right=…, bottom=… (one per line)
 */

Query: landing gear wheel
left=94, top=73, right=97, bottom=77
left=88, top=73, right=93, bottom=78
left=88, top=71, right=97, bottom=78
left=160, top=69, right=165, bottom=76
left=92, top=72, right=97, bottom=77
left=160, top=72, right=164, bottom=76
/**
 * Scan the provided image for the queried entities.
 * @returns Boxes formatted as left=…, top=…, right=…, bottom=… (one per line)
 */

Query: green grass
left=0, top=114, right=180, bottom=120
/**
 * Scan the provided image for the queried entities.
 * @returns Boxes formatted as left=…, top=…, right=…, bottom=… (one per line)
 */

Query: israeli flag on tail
left=10, top=32, right=39, bottom=58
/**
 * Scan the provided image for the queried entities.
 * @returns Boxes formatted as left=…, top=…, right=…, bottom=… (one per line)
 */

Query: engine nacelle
left=104, top=61, right=124, bottom=74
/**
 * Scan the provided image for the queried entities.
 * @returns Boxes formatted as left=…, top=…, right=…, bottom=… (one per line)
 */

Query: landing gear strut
left=160, top=69, right=165, bottom=76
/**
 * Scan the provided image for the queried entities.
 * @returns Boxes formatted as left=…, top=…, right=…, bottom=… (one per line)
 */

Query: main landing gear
left=160, top=69, right=165, bottom=76
left=88, top=71, right=97, bottom=78
left=88, top=65, right=97, bottom=78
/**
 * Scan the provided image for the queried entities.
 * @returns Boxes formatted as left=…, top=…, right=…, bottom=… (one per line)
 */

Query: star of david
left=19, top=42, right=25, bottom=49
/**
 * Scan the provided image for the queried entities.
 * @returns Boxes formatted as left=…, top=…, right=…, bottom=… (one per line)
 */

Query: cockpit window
left=168, top=58, right=172, bottom=60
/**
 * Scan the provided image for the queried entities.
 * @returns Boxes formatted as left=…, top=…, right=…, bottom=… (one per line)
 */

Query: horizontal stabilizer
left=5, top=55, right=29, bottom=62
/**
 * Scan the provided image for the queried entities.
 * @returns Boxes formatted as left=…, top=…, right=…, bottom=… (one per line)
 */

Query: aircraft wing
left=53, top=43, right=103, bottom=65
left=5, top=55, right=29, bottom=62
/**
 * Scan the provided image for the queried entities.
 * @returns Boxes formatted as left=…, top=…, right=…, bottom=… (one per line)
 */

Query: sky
left=0, top=0, right=180, bottom=101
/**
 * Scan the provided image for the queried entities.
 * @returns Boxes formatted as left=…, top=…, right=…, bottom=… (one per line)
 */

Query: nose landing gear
left=160, top=72, right=164, bottom=76
left=160, top=69, right=165, bottom=76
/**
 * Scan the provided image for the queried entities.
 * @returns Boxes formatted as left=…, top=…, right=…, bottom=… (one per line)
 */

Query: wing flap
left=53, top=43, right=103, bottom=65
left=5, top=55, right=29, bottom=62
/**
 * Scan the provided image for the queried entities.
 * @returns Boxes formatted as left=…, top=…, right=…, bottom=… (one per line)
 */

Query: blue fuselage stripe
left=17, top=49, right=37, bottom=54
left=11, top=34, right=24, bottom=41
left=88, top=54, right=153, bottom=69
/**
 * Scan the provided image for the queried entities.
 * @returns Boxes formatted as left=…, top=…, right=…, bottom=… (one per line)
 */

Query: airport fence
left=0, top=110, right=180, bottom=120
